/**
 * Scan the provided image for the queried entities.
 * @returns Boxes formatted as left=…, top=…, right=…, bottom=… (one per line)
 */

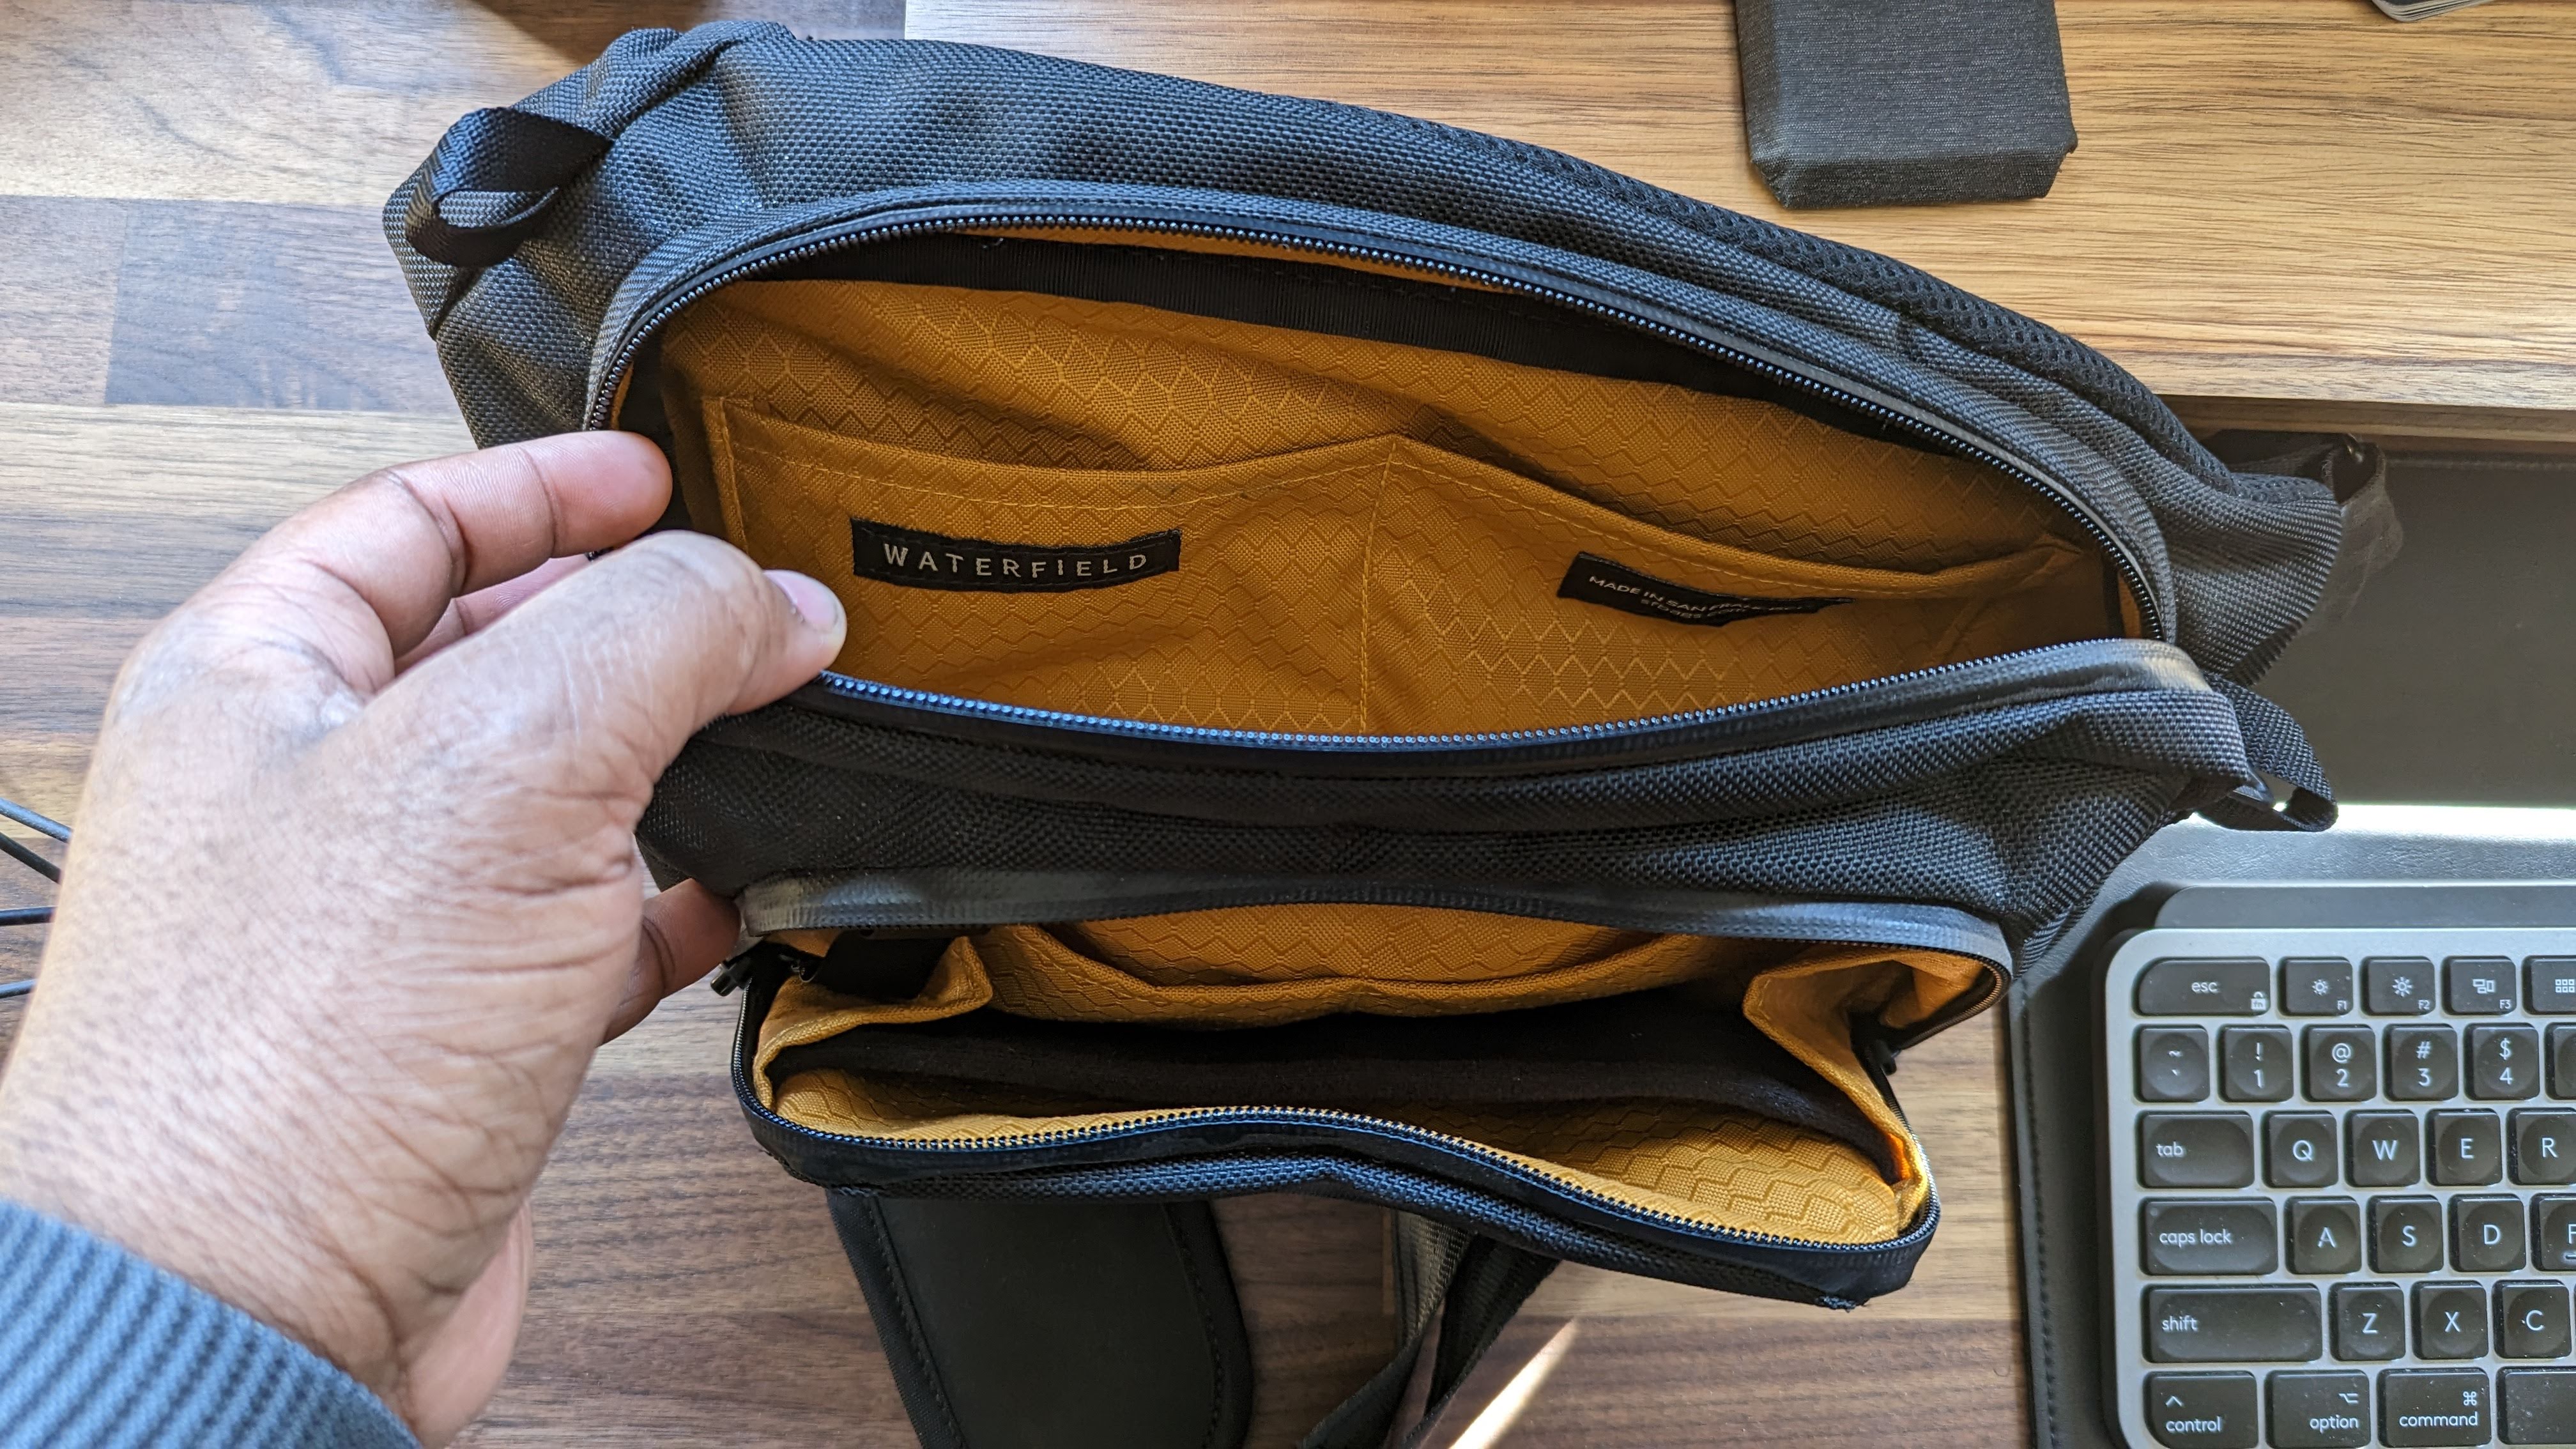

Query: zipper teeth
left=586, top=210, right=2165, bottom=640
left=805, top=636, right=2144, bottom=751
left=750, top=1071, right=1924, bottom=1255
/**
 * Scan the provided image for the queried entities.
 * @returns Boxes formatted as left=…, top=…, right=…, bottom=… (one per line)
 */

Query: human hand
left=0, top=433, right=844, bottom=1442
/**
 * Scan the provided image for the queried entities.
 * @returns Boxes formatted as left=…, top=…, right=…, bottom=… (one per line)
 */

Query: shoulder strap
left=1300, top=1216, right=1558, bottom=1449
left=827, top=1192, right=1255, bottom=1449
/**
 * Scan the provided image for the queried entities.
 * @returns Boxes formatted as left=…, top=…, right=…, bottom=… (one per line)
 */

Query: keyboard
left=2105, top=924, right=2576, bottom=1448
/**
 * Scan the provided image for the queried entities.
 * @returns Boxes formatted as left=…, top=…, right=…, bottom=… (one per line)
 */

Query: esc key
left=2138, top=958, right=2271, bottom=1017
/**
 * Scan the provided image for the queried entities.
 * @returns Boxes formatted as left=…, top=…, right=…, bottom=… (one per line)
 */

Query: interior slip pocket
left=746, top=930, right=1994, bottom=1248
left=711, top=400, right=2101, bottom=735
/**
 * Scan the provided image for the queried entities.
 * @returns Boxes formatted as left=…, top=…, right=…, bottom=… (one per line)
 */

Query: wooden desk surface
left=16, top=1, right=2551, bottom=1443
left=909, top=0, right=2576, bottom=447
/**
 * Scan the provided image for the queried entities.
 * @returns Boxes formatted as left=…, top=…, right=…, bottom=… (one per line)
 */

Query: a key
left=2527, top=957, right=2576, bottom=1015
left=2221, top=1025, right=2294, bottom=1102
left=2499, top=1282, right=2572, bottom=1360
left=2372, top=1196, right=2444, bottom=1274
left=2380, top=1368, right=2490, bottom=1446
left=2430, top=1110, right=2504, bottom=1186
left=2389, top=1025, right=2461, bottom=1100
left=2328, top=1278, right=2400, bottom=1361
left=2511, top=1109, right=2576, bottom=1184
left=2288, top=1197, right=2363, bottom=1275
left=2532, top=1195, right=2576, bottom=1272
left=2283, top=957, right=2356, bottom=1017
left=2145, top=1285, right=2322, bottom=1362
left=2141, top=1113, right=2256, bottom=1189
left=2306, top=1024, right=2377, bottom=1102
left=2139, top=1025, right=2211, bottom=1102
left=2451, top=1195, right=2526, bottom=1273
left=2267, top=1112, right=2339, bottom=1188
left=2332, top=1283, right=2405, bottom=1361
left=2447, top=956, right=2517, bottom=1015
left=2143, top=1371, right=2258, bottom=1448
left=2349, top=1112, right=2423, bottom=1188
left=2471, top=1023, right=2542, bottom=1101
left=2550, top=1023, right=2576, bottom=1098
left=2366, top=956, right=2439, bottom=1016
left=2416, top=1283, right=2490, bottom=1360
left=2140, top=1199, right=2277, bottom=1275
left=2269, top=1370, right=2371, bottom=1448
left=2138, top=958, right=2271, bottom=1016
left=2501, top=1367, right=2576, bottom=1446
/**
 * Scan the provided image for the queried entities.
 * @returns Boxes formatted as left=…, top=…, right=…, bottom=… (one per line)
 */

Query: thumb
left=374, top=530, right=845, bottom=806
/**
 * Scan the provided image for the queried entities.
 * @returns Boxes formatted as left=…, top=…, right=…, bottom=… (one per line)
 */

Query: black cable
left=0, top=831, right=57, bottom=882
left=0, top=797, right=67, bottom=843
left=0, top=795, right=65, bottom=1004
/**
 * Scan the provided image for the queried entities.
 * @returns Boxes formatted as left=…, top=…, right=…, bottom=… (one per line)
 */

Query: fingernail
left=765, top=571, right=843, bottom=632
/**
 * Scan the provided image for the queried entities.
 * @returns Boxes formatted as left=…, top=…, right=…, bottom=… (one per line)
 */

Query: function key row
left=2141, top=1193, right=2576, bottom=1276
left=2138, top=1023, right=2568, bottom=1104
left=2139, top=1110, right=2576, bottom=1190
left=2137, top=955, right=2576, bottom=1020
left=2147, top=1364, right=2576, bottom=1448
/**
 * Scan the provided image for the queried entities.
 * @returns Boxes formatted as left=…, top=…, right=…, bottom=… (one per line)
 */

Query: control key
left=2145, top=1372, right=2258, bottom=1448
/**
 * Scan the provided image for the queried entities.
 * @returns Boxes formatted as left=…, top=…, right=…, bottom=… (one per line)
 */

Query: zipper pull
left=709, top=939, right=820, bottom=995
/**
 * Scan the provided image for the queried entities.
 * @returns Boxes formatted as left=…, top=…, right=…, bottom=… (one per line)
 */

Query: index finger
left=209, top=431, right=672, bottom=694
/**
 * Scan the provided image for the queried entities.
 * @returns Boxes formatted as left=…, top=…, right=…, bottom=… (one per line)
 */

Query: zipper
left=583, top=201, right=2165, bottom=641
left=781, top=634, right=2201, bottom=762
left=730, top=968, right=1939, bottom=1261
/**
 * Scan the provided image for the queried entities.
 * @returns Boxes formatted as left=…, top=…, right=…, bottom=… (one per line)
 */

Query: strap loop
left=402, top=107, right=612, bottom=269
left=2198, top=678, right=2338, bottom=832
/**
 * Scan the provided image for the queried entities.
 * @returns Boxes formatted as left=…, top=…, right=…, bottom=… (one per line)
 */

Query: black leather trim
left=828, top=1192, right=1252, bottom=1449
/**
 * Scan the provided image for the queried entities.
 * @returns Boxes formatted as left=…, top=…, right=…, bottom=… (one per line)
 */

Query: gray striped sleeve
left=0, top=1199, right=416, bottom=1448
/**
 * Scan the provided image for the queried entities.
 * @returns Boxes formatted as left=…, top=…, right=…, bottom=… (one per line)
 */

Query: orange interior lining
left=648, top=242, right=2034, bottom=1246
left=755, top=931, right=1993, bottom=1244
left=657, top=268, right=2122, bottom=734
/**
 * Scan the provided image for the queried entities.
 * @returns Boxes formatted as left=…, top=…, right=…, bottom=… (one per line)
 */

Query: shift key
left=2147, top=1285, right=2322, bottom=1362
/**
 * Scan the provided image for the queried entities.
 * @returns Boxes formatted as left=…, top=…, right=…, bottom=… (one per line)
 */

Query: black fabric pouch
left=385, top=26, right=2364, bottom=1447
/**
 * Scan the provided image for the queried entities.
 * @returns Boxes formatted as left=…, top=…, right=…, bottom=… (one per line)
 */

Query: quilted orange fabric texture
left=751, top=936, right=1988, bottom=1243
left=667, top=241, right=2035, bottom=1247
left=661, top=272, right=2123, bottom=733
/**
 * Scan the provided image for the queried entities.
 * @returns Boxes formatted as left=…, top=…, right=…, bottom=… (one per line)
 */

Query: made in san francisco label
left=1556, top=551, right=1847, bottom=628
left=849, top=519, right=1181, bottom=593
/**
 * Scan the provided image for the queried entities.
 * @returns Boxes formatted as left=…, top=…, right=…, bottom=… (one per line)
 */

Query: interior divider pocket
left=710, top=402, right=2107, bottom=735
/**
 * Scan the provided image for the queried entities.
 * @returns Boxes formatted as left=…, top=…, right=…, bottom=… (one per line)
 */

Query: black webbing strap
left=402, top=107, right=612, bottom=269
left=1300, top=1216, right=1559, bottom=1449
left=2197, top=677, right=2338, bottom=833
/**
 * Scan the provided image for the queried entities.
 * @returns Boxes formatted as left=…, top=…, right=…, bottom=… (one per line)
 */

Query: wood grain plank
left=102, top=201, right=454, bottom=411
left=0, top=197, right=128, bottom=406
left=0, top=401, right=474, bottom=822
left=0, top=1, right=898, bottom=210
left=905, top=0, right=2576, bottom=420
